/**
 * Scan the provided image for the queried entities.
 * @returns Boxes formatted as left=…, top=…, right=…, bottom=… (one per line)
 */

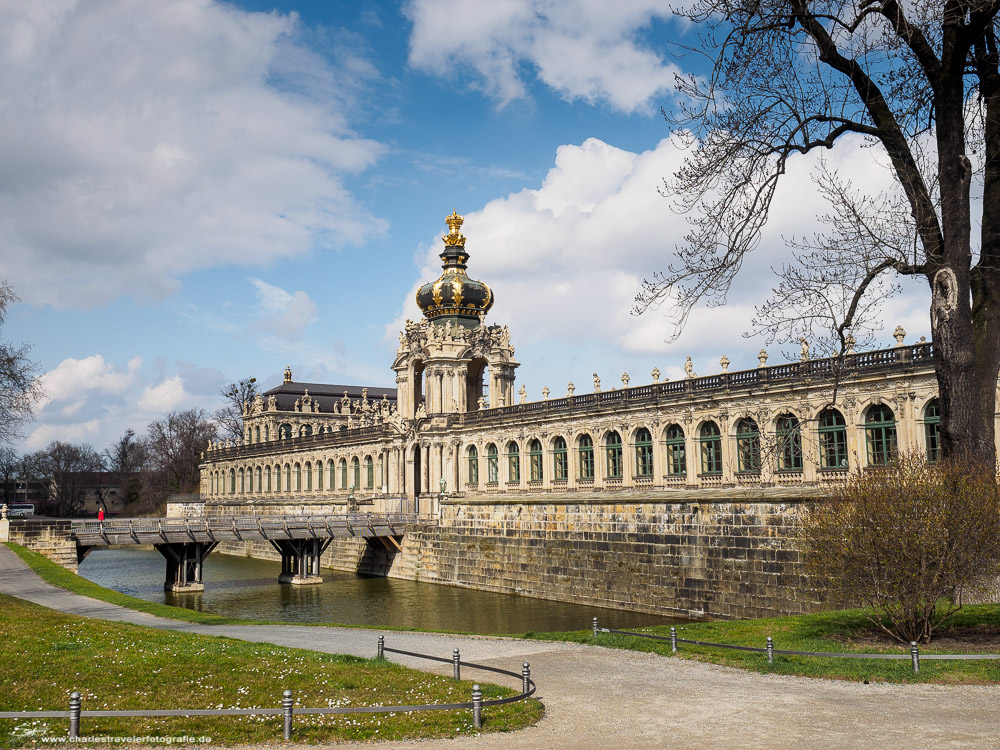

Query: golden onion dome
left=415, top=211, right=494, bottom=327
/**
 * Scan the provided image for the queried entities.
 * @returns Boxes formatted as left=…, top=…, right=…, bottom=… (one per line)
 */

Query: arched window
left=664, top=425, right=686, bottom=476
left=467, top=445, right=479, bottom=485
left=254, top=426, right=260, bottom=443
left=352, top=457, right=361, bottom=490
left=605, top=431, right=623, bottom=478
left=229, top=469, right=236, bottom=494
left=924, top=399, right=941, bottom=463
left=486, top=443, right=499, bottom=483
left=239, top=468, right=245, bottom=493
left=265, top=466, right=272, bottom=493
left=340, top=458, right=348, bottom=489
left=293, top=463, right=301, bottom=491
left=700, top=422, right=722, bottom=475
left=274, top=464, right=281, bottom=492
left=507, top=441, right=521, bottom=484
left=528, top=439, right=543, bottom=481
left=776, top=415, right=803, bottom=471
left=305, top=461, right=312, bottom=490
left=578, top=435, right=595, bottom=479
left=365, top=456, right=374, bottom=489
left=284, top=464, right=291, bottom=491
left=328, top=460, right=336, bottom=490
left=264, top=424, right=270, bottom=442
left=299, top=424, right=313, bottom=437
left=553, top=437, right=568, bottom=480
left=736, top=419, right=760, bottom=473
left=635, top=428, right=653, bottom=477
left=866, top=404, right=898, bottom=465
left=316, top=461, right=324, bottom=491
left=255, top=466, right=262, bottom=493
left=818, top=408, right=848, bottom=469
left=279, top=423, right=292, bottom=439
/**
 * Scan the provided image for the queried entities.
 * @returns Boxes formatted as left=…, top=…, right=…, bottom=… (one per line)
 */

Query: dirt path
left=1, top=546, right=997, bottom=749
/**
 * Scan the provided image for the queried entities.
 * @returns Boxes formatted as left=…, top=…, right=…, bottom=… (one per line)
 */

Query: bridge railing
left=0, top=637, right=536, bottom=738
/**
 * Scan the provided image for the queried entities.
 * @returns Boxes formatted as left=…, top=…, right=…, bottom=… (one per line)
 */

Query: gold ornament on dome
left=452, top=278, right=464, bottom=306
left=443, top=210, right=466, bottom=247
left=432, top=278, right=444, bottom=306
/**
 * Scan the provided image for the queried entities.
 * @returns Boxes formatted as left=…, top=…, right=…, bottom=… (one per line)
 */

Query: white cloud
left=0, top=0, right=386, bottom=309
left=405, top=0, right=678, bottom=113
left=248, top=278, right=319, bottom=344
left=136, top=376, right=190, bottom=414
left=390, top=135, right=933, bottom=390
left=38, top=355, right=142, bottom=407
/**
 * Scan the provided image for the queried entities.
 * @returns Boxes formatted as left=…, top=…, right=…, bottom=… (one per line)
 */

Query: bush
left=802, top=454, right=1000, bottom=643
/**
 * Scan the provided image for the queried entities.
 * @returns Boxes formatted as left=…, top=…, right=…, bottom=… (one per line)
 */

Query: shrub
left=802, top=454, right=1000, bottom=643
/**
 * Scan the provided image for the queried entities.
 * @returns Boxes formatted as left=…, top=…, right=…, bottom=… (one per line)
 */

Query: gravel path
left=2, top=545, right=998, bottom=749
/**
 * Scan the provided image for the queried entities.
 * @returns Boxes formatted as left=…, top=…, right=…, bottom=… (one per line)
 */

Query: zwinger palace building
left=200, top=210, right=961, bottom=512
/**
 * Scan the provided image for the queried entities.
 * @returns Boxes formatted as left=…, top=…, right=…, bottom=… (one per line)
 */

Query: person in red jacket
left=97, top=508, right=104, bottom=522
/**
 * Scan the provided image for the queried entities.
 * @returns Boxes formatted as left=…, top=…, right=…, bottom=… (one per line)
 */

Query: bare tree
left=636, top=0, right=1000, bottom=465
left=213, top=377, right=258, bottom=442
left=104, top=428, right=148, bottom=507
left=0, top=445, right=19, bottom=506
left=30, top=441, right=103, bottom=517
left=146, top=409, right=217, bottom=494
left=0, top=281, right=43, bottom=445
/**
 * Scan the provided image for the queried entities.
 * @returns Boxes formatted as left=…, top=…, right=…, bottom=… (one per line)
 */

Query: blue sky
left=3, top=0, right=930, bottom=452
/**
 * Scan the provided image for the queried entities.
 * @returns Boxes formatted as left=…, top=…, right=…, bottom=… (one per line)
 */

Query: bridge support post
left=156, top=541, right=218, bottom=592
left=270, top=538, right=330, bottom=586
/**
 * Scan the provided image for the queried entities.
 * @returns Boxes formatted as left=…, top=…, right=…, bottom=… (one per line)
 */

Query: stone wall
left=5, top=519, right=78, bottom=571
left=211, top=491, right=818, bottom=619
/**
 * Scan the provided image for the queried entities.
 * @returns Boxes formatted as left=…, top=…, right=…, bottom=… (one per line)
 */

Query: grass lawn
left=0, top=593, right=542, bottom=747
left=530, top=605, right=1000, bottom=684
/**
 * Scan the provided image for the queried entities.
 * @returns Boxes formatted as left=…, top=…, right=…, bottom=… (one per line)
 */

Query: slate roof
left=262, top=381, right=397, bottom=413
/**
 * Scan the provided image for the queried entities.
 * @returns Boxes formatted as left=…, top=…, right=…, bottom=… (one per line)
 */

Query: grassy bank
left=0, top=593, right=542, bottom=746
left=531, top=605, right=1000, bottom=684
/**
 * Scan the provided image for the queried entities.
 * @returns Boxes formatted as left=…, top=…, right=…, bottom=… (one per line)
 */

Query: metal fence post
left=471, top=684, right=482, bottom=730
left=910, top=642, right=920, bottom=673
left=68, top=691, right=81, bottom=739
left=522, top=662, right=531, bottom=694
left=377, top=634, right=384, bottom=660
left=282, top=689, right=294, bottom=740
left=453, top=648, right=461, bottom=680
left=592, top=617, right=598, bottom=638
left=670, top=626, right=677, bottom=654
left=766, top=636, right=774, bottom=665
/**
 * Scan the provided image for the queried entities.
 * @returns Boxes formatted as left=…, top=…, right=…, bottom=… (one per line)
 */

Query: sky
left=2, top=0, right=933, bottom=453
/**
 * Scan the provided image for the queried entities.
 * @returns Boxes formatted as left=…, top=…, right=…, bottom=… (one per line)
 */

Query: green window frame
left=775, top=415, right=803, bottom=472
left=316, top=462, right=323, bottom=491
left=229, top=469, right=235, bottom=493
left=924, top=399, right=941, bottom=463
left=264, top=425, right=270, bottom=441
left=578, top=435, right=595, bottom=479
left=294, top=463, right=301, bottom=491
left=328, top=461, right=335, bottom=490
left=865, top=404, right=898, bottom=466
left=467, top=446, right=479, bottom=485
left=736, top=419, right=761, bottom=473
left=700, top=422, right=723, bottom=475
left=528, top=439, right=543, bottom=481
left=239, top=469, right=245, bottom=493
left=553, top=436, right=568, bottom=480
left=340, top=459, right=348, bottom=489
left=306, top=462, right=313, bottom=490
left=266, top=467, right=271, bottom=492
left=664, top=424, right=686, bottom=476
left=507, top=441, right=520, bottom=484
left=605, top=431, right=623, bottom=479
left=486, top=443, right=499, bottom=483
left=365, top=456, right=374, bottom=489
left=635, top=428, right=653, bottom=477
left=352, top=457, right=361, bottom=490
left=818, top=408, right=848, bottom=469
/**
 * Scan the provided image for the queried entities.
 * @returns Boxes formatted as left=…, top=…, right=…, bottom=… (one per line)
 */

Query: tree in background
left=146, top=409, right=217, bottom=496
left=0, top=445, right=18, bottom=506
left=213, top=377, right=258, bottom=442
left=803, top=454, right=1000, bottom=643
left=0, top=281, right=42, bottom=445
left=104, top=428, right=149, bottom=508
left=30, top=441, right=103, bottom=517
left=636, top=0, right=1000, bottom=465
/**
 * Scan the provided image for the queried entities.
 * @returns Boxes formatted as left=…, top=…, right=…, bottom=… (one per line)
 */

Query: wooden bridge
left=68, top=513, right=419, bottom=593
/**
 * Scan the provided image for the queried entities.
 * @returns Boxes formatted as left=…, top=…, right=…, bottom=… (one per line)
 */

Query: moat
left=79, top=548, right=681, bottom=633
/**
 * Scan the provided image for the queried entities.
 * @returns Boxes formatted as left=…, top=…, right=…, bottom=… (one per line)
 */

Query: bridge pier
left=156, top=541, right=218, bottom=592
left=270, top=538, right=331, bottom=585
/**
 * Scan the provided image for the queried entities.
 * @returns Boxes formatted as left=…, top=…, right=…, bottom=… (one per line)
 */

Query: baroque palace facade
left=200, top=211, right=957, bottom=509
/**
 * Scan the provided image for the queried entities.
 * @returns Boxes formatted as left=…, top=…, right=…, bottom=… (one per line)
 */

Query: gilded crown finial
left=443, top=210, right=466, bottom=247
